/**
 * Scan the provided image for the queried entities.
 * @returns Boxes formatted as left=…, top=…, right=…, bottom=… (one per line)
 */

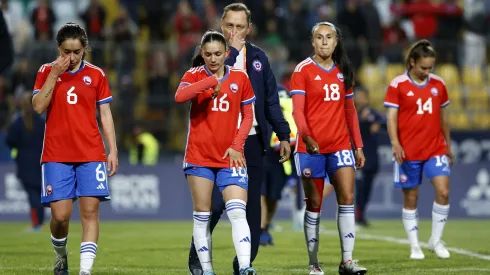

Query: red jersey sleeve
left=33, top=64, right=50, bottom=95
left=383, top=82, right=400, bottom=109
left=440, top=83, right=450, bottom=108
left=290, top=70, right=307, bottom=96
left=175, top=69, right=218, bottom=103
left=96, top=72, right=113, bottom=105
left=240, top=75, right=256, bottom=105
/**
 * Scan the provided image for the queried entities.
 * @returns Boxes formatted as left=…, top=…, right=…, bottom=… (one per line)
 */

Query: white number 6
left=96, top=164, right=106, bottom=182
left=67, top=86, right=77, bottom=104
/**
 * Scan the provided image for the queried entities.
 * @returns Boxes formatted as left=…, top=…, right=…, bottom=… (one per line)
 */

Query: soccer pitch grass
left=1, top=220, right=490, bottom=275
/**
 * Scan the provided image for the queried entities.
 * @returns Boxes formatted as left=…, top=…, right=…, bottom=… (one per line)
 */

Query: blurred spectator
left=337, top=0, right=367, bottom=71
left=174, top=0, right=202, bottom=59
left=0, top=6, right=13, bottom=75
left=382, top=18, right=408, bottom=63
left=360, top=0, right=383, bottom=63
left=10, top=58, right=35, bottom=101
left=463, top=0, right=488, bottom=68
left=80, top=0, right=106, bottom=66
left=108, top=6, right=137, bottom=76
left=128, top=123, right=160, bottom=166
left=147, top=44, right=170, bottom=111
left=30, top=0, right=56, bottom=41
left=433, top=0, right=463, bottom=65
left=279, top=0, right=309, bottom=62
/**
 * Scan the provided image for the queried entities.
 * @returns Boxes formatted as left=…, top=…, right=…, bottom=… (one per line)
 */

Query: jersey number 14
left=416, top=98, right=432, bottom=114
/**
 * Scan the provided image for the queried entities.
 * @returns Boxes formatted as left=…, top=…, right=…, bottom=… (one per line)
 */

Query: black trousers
left=20, top=179, right=44, bottom=226
left=355, top=167, right=378, bottom=219
left=189, top=134, right=264, bottom=272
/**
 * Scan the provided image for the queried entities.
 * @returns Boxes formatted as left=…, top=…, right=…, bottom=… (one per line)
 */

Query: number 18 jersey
left=33, top=61, right=113, bottom=163
left=290, top=58, right=354, bottom=154
left=384, top=73, right=450, bottom=161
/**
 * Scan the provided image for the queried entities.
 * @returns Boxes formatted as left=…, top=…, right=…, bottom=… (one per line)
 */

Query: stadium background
left=0, top=1, right=489, bottom=274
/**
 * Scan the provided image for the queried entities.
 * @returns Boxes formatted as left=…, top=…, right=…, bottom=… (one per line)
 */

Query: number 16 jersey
left=290, top=58, right=354, bottom=154
left=33, top=61, right=113, bottom=163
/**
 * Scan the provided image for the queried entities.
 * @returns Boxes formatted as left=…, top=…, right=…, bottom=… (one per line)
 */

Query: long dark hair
left=311, top=22, right=355, bottom=92
left=191, top=30, right=227, bottom=67
left=405, top=39, right=436, bottom=71
left=56, top=22, right=89, bottom=59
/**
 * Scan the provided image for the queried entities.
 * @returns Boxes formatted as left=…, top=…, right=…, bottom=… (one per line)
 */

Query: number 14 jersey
left=290, top=58, right=354, bottom=154
left=384, top=73, right=450, bottom=161
left=33, top=61, right=113, bottom=163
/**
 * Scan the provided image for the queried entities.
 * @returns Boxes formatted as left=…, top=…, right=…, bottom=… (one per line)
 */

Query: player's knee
left=51, top=211, right=71, bottom=224
left=435, top=189, right=449, bottom=204
left=227, top=208, right=247, bottom=222
left=305, top=197, right=322, bottom=212
left=79, top=207, right=98, bottom=222
left=337, top=191, right=354, bottom=206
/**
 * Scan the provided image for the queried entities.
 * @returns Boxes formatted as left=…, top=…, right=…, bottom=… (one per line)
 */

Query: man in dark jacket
left=188, top=3, right=291, bottom=275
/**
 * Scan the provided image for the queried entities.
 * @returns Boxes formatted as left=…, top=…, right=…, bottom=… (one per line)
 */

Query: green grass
left=1, top=220, right=490, bottom=274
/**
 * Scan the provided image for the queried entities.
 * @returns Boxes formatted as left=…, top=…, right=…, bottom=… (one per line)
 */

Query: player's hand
left=392, top=143, right=405, bottom=165
left=447, top=150, right=455, bottom=166
left=279, top=141, right=291, bottom=163
left=355, top=148, right=366, bottom=169
left=107, top=151, right=119, bottom=176
left=212, top=82, right=221, bottom=99
left=223, top=148, right=246, bottom=168
left=228, top=30, right=245, bottom=52
left=51, top=56, right=70, bottom=77
left=303, top=136, right=319, bottom=155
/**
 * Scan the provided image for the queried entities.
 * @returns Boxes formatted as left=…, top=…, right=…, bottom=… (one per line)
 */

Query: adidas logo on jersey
left=96, top=183, right=105, bottom=190
left=57, top=77, right=61, bottom=82
left=314, top=75, right=322, bottom=80
left=407, top=91, right=414, bottom=96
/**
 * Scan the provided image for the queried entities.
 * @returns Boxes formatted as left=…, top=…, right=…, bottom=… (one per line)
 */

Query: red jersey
left=384, top=73, right=449, bottom=161
left=33, top=61, right=113, bottom=163
left=180, top=65, right=255, bottom=168
left=290, top=58, right=353, bottom=154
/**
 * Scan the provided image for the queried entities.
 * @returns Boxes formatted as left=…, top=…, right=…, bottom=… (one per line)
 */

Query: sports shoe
left=428, top=238, right=450, bottom=259
left=239, top=267, right=257, bottom=275
left=188, top=241, right=203, bottom=275
left=410, top=245, right=425, bottom=260
left=259, top=231, right=273, bottom=246
left=53, top=255, right=69, bottom=275
left=308, top=263, right=324, bottom=275
left=338, top=260, right=367, bottom=275
left=79, top=272, right=90, bottom=275
left=203, top=271, right=216, bottom=275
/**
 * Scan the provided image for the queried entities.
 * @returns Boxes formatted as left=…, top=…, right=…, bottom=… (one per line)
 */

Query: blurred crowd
left=0, top=0, right=489, bottom=160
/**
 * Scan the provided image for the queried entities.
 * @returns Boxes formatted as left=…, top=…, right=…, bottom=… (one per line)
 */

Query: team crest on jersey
left=337, top=73, right=344, bottom=82
left=302, top=168, right=312, bottom=178
left=431, top=87, right=438, bottom=96
left=46, top=184, right=53, bottom=195
left=230, top=83, right=239, bottom=93
left=400, top=174, right=408, bottom=183
left=83, top=75, right=92, bottom=85
left=253, top=59, right=262, bottom=72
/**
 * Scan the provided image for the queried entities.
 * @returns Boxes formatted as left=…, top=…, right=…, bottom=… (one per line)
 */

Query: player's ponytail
left=190, top=30, right=227, bottom=68
left=312, top=22, right=355, bottom=92
left=56, top=22, right=90, bottom=59
left=405, top=39, right=436, bottom=71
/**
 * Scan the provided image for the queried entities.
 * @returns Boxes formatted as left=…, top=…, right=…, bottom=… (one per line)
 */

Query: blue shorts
left=294, top=150, right=355, bottom=179
left=394, top=155, right=451, bottom=189
left=183, top=163, right=248, bottom=192
left=41, top=162, right=111, bottom=207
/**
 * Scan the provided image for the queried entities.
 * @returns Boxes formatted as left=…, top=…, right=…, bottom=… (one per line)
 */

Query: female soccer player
left=291, top=22, right=367, bottom=275
left=32, top=23, right=118, bottom=275
left=175, top=30, right=257, bottom=275
left=384, top=39, right=453, bottom=260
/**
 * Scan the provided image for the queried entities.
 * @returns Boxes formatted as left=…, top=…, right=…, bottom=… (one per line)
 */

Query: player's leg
left=395, top=160, right=425, bottom=260
left=41, top=162, right=76, bottom=275
left=326, top=150, right=366, bottom=275
left=355, top=168, right=377, bottom=227
left=184, top=165, right=217, bottom=274
left=260, top=161, right=272, bottom=246
left=425, top=156, right=451, bottom=258
left=296, top=153, right=326, bottom=275
left=218, top=167, right=255, bottom=274
left=21, top=179, right=44, bottom=231
left=75, top=162, right=112, bottom=275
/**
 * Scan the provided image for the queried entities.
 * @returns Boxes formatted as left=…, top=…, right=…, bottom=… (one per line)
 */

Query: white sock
left=338, top=205, right=355, bottom=263
left=80, top=242, right=97, bottom=273
left=402, top=208, right=420, bottom=247
left=304, top=210, right=320, bottom=265
left=193, top=211, right=213, bottom=272
left=226, top=199, right=251, bottom=270
left=51, top=235, right=67, bottom=257
left=431, top=202, right=450, bottom=243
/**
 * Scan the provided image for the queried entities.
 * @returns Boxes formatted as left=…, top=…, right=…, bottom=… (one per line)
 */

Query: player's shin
left=80, top=242, right=97, bottom=273
left=304, top=178, right=323, bottom=265
left=51, top=235, right=68, bottom=257
left=431, top=202, right=450, bottom=242
left=193, top=211, right=213, bottom=272
left=225, top=199, right=251, bottom=269
left=338, top=205, right=355, bottom=263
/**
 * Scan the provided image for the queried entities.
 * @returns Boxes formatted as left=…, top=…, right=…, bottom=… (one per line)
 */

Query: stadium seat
left=358, top=63, right=382, bottom=87
left=472, top=112, right=490, bottom=129
left=466, top=90, right=489, bottom=111
left=447, top=87, right=463, bottom=110
left=462, top=66, right=484, bottom=87
left=385, top=64, right=405, bottom=84
left=447, top=111, right=470, bottom=130
left=435, top=64, right=460, bottom=86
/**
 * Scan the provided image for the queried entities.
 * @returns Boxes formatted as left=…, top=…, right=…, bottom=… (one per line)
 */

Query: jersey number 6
left=67, top=86, right=77, bottom=104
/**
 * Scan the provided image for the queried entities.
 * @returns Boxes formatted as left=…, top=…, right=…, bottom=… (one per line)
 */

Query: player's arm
left=98, top=103, right=118, bottom=173
left=440, top=89, right=454, bottom=165
left=344, top=95, right=363, bottom=149
left=175, top=76, right=218, bottom=103
left=386, top=107, right=405, bottom=164
left=32, top=57, right=70, bottom=114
